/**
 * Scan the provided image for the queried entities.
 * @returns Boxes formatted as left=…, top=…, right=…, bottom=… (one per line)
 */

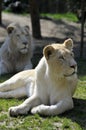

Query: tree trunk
left=80, top=0, right=85, bottom=58
left=0, top=0, right=2, bottom=25
left=29, top=0, right=41, bottom=39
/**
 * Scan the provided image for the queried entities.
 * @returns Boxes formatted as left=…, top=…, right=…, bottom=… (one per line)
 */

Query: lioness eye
left=16, top=34, right=20, bottom=37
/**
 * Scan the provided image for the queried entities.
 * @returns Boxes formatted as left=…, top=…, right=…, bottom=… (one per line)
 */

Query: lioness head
left=7, top=23, right=32, bottom=54
left=43, top=39, right=77, bottom=77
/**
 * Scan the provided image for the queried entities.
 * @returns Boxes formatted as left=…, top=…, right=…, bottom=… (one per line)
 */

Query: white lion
left=0, top=39, right=78, bottom=116
left=0, top=23, right=33, bottom=75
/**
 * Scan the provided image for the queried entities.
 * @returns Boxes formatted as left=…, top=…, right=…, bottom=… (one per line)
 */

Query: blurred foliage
left=38, top=0, right=82, bottom=13
left=3, top=0, right=83, bottom=14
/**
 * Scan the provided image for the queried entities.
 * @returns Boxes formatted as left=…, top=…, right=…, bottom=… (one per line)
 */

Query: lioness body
left=0, top=39, right=78, bottom=116
left=0, top=23, right=33, bottom=75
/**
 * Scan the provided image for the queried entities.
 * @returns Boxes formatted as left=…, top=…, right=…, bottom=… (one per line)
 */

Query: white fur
left=0, top=23, right=33, bottom=75
left=0, top=39, right=78, bottom=116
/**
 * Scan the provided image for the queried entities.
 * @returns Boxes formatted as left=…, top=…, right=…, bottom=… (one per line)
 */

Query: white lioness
left=0, top=39, right=78, bottom=116
left=0, top=23, right=33, bottom=75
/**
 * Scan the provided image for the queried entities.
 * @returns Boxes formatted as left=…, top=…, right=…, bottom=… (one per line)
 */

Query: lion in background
left=0, top=39, right=78, bottom=116
left=0, top=23, right=33, bottom=75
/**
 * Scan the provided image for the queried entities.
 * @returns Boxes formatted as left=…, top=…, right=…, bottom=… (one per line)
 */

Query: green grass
left=3, top=10, right=30, bottom=16
left=3, top=11, right=78, bottom=22
left=0, top=59, right=86, bottom=130
left=41, top=13, right=78, bottom=22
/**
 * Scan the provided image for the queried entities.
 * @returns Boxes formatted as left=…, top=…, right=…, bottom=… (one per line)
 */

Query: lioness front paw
left=9, top=105, right=28, bottom=117
left=9, top=106, right=20, bottom=117
left=31, top=104, right=46, bottom=115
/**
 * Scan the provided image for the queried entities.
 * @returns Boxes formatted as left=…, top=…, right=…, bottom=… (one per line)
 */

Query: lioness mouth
left=64, top=71, right=76, bottom=77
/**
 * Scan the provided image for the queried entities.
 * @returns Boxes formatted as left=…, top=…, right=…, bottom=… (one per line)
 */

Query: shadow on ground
left=60, top=98, right=86, bottom=129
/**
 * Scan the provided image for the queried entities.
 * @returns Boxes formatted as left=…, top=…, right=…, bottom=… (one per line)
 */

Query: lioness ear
left=64, top=38, right=73, bottom=50
left=7, top=26, right=15, bottom=34
left=43, top=45, right=55, bottom=60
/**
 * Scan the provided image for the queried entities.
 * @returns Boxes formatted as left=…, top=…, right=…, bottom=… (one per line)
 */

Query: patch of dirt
left=0, top=12, right=86, bottom=58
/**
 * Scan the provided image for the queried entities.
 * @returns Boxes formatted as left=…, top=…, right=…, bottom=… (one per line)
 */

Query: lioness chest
left=35, top=77, right=70, bottom=105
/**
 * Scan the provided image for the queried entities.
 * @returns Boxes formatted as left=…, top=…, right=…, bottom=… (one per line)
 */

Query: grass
left=3, top=10, right=30, bottom=17
left=3, top=11, right=78, bottom=22
left=0, top=59, right=86, bottom=130
left=41, top=13, right=78, bottom=22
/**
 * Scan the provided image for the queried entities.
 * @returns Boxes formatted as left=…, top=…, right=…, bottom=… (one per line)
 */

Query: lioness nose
left=23, top=42, right=27, bottom=45
left=70, top=64, right=77, bottom=69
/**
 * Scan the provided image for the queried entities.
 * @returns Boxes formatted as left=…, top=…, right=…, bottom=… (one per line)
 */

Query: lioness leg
left=0, top=78, right=25, bottom=92
left=0, top=70, right=34, bottom=93
left=0, top=87, right=27, bottom=98
left=9, top=95, right=41, bottom=116
left=31, top=98, right=73, bottom=116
